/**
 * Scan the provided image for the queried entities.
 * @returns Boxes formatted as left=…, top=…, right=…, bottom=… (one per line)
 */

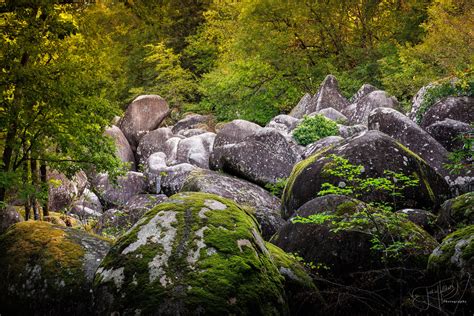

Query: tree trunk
left=40, top=163, right=49, bottom=217
left=23, top=157, right=31, bottom=220
left=0, top=125, right=17, bottom=206
left=30, top=158, right=39, bottom=220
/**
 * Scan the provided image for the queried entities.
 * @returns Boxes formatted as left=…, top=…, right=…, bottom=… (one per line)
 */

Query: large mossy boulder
left=92, top=192, right=290, bottom=315
left=428, top=225, right=473, bottom=280
left=273, top=195, right=438, bottom=281
left=282, top=130, right=451, bottom=219
left=0, top=221, right=110, bottom=315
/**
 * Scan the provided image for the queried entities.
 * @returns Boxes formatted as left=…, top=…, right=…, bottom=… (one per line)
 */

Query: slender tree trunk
left=30, top=158, right=39, bottom=220
left=23, top=157, right=31, bottom=220
left=40, top=163, right=49, bottom=217
left=0, top=125, right=17, bottom=206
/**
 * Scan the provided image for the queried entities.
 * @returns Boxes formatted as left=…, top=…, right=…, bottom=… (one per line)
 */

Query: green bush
left=264, top=178, right=288, bottom=198
left=292, top=115, right=339, bottom=146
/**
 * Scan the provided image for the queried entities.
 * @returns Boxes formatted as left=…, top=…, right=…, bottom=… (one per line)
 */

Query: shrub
left=265, top=178, right=288, bottom=198
left=292, top=154, right=422, bottom=262
left=292, top=115, right=339, bottom=146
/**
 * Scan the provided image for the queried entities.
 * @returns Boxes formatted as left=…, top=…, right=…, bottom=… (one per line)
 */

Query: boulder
left=266, top=114, right=300, bottom=133
left=215, top=128, right=299, bottom=186
left=408, top=83, right=435, bottom=120
left=282, top=130, right=451, bottom=219
left=428, top=225, right=473, bottom=280
left=145, top=152, right=198, bottom=195
left=210, top=119, right=262, bottom=170
left=96, top=194, right=168, bottom=237
left=48, top=171, right=88, bottom=212
left=338, top=124, right=367, bottom=138
left=302, top=136, right=344, bottom=159
left=368, top=107, right=451, bottom=177
left=93, top=172, right=147, bottom=208
left=425, top=119, right=472, bottom=151
left=343, top=90, right=398, bottom=125
left=119, top=95, right=170, bottom=149
left=181, top=169, right=284, bottom=239
left=104, top=125, right=136, bottom=170
left=312, top=75, right=350, bottom=113
left=136, top=127, right=173, bottom=165
left=350, top=83, right=377, bottom=104
left=315, top=107, right=348, bottom=124
left=273, top=195, right=437, bottom=280
left=0, top=221, right=110, bottom=315
left=75, top=188, right=102, bottom=213
left=175, top=132, right=216, bottom=168
left=436, top=192, right=474, bottom=236
left=289, top=93, right=314, bottom=118
left=161, top=136, right=183, bottom=165
left=420, top=96, right=474, bottom=128
left=69, top=205, right=102, bottom=222
left=171, top=114, right=214, bottom=134
left=396, top=209, right=437, bottom=236
left=0, top=206, right=23, bottom=235
left=177, top=128, right=208, bottom=138
left=124, top=193, right=168, bottom=213
left=93, top=192, right=290, bottom=315
left=266, top=243, right=323, bottom=314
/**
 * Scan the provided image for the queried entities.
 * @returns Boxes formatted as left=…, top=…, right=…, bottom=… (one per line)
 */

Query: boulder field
left=1, top=76, right=472, bottom=315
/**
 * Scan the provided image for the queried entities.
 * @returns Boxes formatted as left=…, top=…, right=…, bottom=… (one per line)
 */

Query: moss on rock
left=437, top=193, right=474, bottom=235
left=93, top=192, right=289, bottom=315
left=0, top=221, right=110, bottom=315
left=428, top=225, right=474, bottom=279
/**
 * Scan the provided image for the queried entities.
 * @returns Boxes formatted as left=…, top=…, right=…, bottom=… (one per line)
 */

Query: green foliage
left=292, top=115, right=339, bottom=146
left=292, top=154, right=421, bottom=262
left=0, top=2, right=126, bottom=206
left=264, top=177, right=288, bottom=198
left=379, top=1, right=474, bottom=104
left=445, top=127, right=474, bottom=174
left=132, top=42, right=198, bottom=112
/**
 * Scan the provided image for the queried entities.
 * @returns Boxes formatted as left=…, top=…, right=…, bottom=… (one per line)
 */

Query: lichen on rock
left=93, top=192, right=289, bottom=315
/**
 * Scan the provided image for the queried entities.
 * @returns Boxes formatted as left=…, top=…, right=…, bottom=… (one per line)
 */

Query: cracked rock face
left=92, top=192, right=289, bottom=316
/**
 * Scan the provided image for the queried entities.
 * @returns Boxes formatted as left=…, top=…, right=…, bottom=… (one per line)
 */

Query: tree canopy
left=1, top=0, right=473, bottom=211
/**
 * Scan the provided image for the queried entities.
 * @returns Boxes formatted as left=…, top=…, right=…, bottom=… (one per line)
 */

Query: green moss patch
left=94, top=192, right=288, bottom=315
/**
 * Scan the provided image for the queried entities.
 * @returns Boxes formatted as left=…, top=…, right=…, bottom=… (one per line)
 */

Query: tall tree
left=0, top=1, right=124, bottom=209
